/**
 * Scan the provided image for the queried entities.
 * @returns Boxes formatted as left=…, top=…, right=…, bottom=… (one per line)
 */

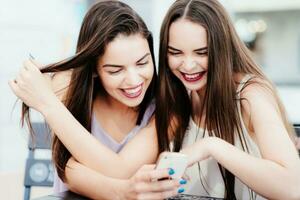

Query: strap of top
left=235, top=74, right=261, bottom=156
left=236, top=74, right=253, bottom=98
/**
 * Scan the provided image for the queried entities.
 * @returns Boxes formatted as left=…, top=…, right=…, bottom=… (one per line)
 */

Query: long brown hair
left=156, top=0, right=293, bottom=199
left=21, top=0, right=157, bottom=181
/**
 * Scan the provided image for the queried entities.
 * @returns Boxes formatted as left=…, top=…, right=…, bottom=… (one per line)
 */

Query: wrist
left=113, top=179, right=130, bottom=200
left=40, top=96, right=64, bottom=118
left=179, top=147, right=193, bottom=166
left=205, top=137, right=215, bottom=156
left=181, top=137, right=217, bottom=166
left=205, top=137, right=221, bottom=159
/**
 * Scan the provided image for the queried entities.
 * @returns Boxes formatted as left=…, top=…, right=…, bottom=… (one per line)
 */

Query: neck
left=197, top=87, right=206, bottom=101
left=191, top=87, right=206, bottom=123
left=96, top=94, right=136, bottom=115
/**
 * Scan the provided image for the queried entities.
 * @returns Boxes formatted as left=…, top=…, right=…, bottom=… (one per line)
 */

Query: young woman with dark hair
left=9, top=1, right=183, bottom=199
left=156, top=0, right=300, bottom=199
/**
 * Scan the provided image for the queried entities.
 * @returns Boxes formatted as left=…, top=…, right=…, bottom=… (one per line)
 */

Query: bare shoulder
left=240, top=78, right=280, bottom=133
left=46, top=70, right=73, bottom=101
left=240, top=77, right=278, bottom=111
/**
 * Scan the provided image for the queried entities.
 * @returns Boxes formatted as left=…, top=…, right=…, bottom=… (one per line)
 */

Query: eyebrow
left=102, top=64, right=123, bottom=68
left=168, top=45, right=208, bottom=51
left=194, top=47, right=208, bottom=51
left=102, top=53, right=150, bottom=68
left=168, top=46, right=181, bottom=51
left=136, top=53, right=150, bottom=63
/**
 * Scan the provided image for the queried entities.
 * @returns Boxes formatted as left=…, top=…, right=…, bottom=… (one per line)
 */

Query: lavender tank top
left=53, top=101, right=155, bottom=192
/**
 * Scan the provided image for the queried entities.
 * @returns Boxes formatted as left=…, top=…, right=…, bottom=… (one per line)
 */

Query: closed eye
left=195, top=47, right=208, bottom=56
left=168, top=46, right=182, bottom=56
left=195, top=51, right=208, bottom=56
left=107, top=68, right=122, bottom=75
left=137, top=60, right=149, bottom=66
left=168, top=51, right=182, bottom=55
left=103, top=63, right=123, bottom=75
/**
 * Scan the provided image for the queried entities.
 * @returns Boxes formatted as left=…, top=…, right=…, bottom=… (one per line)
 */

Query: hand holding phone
left=155, top=152, right=188, bottom=179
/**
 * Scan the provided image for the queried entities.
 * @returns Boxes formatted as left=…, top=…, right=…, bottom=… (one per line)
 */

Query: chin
left=123, top=96, right=144, bottom=108
left=183, top=81, right=207, bottom=91
left=185, top=86, right=202, bottom=91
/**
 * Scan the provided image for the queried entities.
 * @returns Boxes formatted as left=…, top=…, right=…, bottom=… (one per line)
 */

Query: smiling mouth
left=121, top=83, right=143, bottom=99
left=181, top=71, right=206, bottom=82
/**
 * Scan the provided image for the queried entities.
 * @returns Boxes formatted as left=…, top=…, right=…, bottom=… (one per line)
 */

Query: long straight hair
left=156, top=0, right=294, bottom=199
left=21, top=0, right=157, bottom=181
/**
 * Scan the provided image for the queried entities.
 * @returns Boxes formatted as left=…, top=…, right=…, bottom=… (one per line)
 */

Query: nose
left=125, top=67, right=141, bottom=86
left=182, top=56, right=198, bottom=72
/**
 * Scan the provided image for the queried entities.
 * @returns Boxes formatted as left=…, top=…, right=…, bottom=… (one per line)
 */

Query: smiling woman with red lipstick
left=156, top=0, right=300, bottom=199
left=167, top=18, right=208, bottom=93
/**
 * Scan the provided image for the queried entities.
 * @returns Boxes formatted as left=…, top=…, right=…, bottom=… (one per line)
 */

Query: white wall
left=0, top=0, right=86, bottom=172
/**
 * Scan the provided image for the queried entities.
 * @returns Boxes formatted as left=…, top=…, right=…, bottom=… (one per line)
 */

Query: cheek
left=99, top=73, right=122, bottom=90
left=197, top=57, right=208, bottom=70
left=168, top=56, right=182, bottom=70
left=141, top=64, right=154, bottom=80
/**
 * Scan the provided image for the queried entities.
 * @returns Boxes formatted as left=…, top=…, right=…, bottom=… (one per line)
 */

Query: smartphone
left=155, top=152, right=188, bottom=179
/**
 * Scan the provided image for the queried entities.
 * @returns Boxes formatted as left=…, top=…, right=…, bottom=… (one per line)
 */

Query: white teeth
left=124, top=85, right=142, bottom=94
left=185, top=73, right=201, bottom=79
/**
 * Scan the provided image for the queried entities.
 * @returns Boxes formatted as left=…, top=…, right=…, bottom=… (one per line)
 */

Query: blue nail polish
left=179, top=179, right=187, bottom=184
left=178, top=188, right=184, bottom=193
left=168, top=168, right=175, bottom=175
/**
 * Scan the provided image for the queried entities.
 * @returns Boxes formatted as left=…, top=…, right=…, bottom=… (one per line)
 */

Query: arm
left=10, top=61, right=181, bottom=198
left=48, top=104, right=158, bottom=178
left=181, top=84, right=300, bottom=200
left=65, top=157, right=180, bottom=200
left=65, top=157, right=126, bottom=199
left=9, top=59, right=158, bottom=178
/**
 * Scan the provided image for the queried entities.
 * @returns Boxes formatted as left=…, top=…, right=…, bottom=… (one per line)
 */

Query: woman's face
left=168, top=18, right=208, bottom=92
left=97, top=33, right=154, bottom=107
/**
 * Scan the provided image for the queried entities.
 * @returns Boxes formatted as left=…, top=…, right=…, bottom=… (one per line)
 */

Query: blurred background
left=0, top=0, right=299, bottom=199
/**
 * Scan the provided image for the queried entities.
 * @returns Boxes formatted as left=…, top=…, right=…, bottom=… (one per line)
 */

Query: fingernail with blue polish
left=179, top=179, right=187, bottom=184
left=168, top=168, right=175, bottom=175
left=178, top=188, right=185, bottom=193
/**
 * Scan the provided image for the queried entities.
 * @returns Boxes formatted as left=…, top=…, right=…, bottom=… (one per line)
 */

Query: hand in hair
left=9, top=58, right=59, bottom=113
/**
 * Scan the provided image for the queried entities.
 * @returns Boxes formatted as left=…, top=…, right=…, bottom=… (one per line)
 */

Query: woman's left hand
left=180, top=137, right=215, bottom=166
left=8, top=59, right=58, bottom=113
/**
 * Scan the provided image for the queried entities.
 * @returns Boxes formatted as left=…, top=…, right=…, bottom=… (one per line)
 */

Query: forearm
left=42, top=99, right=132, bottom=178
left=207, top=138, right=300, bottom=199
left=65, top=158, right=181, bottom=200
left=65, top=158, right=128, bottom=200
